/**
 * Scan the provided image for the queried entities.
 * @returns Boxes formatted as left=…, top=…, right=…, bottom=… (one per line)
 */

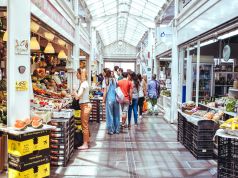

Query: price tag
left=15, top=81, right=28, bottom=91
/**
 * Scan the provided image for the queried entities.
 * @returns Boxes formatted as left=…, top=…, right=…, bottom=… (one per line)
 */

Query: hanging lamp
left=31, top=21, right=40, bottom=33
left=58, top=50, right=67, bottom=59
left=3, top=30, right=7, bottom=41
left=44, top=32, right=54, bottom=41
left=44, top=42, right=55, bottom=53
left=30, top=37, right=40, bottom=50
left=58, top=39, right=66, bottom=46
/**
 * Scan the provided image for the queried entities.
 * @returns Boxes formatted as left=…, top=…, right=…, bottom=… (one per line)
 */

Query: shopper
left=72, top=68, right=92, bottom=150
left=137, top=73, right=146, bottom=119
left=103, top=69, right=120, bottom=135
left=118, top=68, right=123, bottom=81
left=147, top=74, right=160, bottom=111
left=114, top=66, right=119, bottom=80
left=128, top=72, right=139, bottom=128
left=117, top=72, right=133, bottom=127
left=96, top=73, right=104, bottom=87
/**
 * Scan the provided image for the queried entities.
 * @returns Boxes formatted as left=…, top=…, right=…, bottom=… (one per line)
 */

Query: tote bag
left=115, top=87, right=125, bottom=103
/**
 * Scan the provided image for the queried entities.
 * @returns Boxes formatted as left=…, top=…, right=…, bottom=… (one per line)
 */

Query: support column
left=178, top=48, right=185, bottom=103
left=89, top=27, right=96, bottom=85
left=147, top=29, right=155, bottom=80
left=186, top=47, right=192, bottom=102
left=7, top=0, right=31, bottom=127
left=170, top=0, right=179, bottom=124
left=196, top=41, right=201, bottom=106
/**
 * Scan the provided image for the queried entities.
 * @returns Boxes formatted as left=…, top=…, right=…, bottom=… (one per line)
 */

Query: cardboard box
left=8, top=163, right=50, bottom=178
left=8, top=134, right=49, bottom=157
left=8, top=149, right=50, bottom=171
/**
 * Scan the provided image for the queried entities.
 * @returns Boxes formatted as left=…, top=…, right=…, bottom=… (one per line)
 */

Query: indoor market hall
left=0, top=0, right=237, bottom=178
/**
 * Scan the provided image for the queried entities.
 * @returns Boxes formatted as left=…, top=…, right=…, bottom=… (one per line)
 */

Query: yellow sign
left=15, top=81, right=28, bottom=91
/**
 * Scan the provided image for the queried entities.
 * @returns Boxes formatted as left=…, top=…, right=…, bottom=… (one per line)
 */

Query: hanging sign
left=15, top=40, right=29, bottom=55
left=223, top=45, right=231, bottom=62
left=16, top=81, right=28, bottom=91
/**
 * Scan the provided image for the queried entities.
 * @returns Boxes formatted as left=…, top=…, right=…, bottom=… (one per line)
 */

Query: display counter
left=158, top=95, right=171, bottom=122
left=178, top=109, right=218, bottom=159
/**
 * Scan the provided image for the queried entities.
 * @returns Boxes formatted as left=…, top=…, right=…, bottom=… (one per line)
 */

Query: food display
left=161, top=90, right=171, bottom=97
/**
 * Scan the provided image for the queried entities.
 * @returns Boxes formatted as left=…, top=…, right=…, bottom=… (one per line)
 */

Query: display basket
left=224, top=129, right=238, bottom=137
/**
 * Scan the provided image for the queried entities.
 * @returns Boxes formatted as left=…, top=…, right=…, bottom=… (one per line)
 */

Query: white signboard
left=15, top=39, right=29, bottom=55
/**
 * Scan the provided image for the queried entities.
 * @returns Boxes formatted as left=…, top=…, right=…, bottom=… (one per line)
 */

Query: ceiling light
left=58, top=50, right=67, bottom=59
left=218, top=29, right=238, bottom=40
left=3, top=30, right=7, bottom=41
left=58, top=39, right=66, bottom=46
left=118, top=41, right=123, bottom=46
left=44, top=43, right=55, bottom=54
left=31, top=21, right=40, bottom=33
left=30, top=37, right=40, bottom=50
left=44, top=32, right=54, bottom=41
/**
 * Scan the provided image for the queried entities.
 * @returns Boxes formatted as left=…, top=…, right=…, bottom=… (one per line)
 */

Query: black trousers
left=138, top=97, right=145, bottom=116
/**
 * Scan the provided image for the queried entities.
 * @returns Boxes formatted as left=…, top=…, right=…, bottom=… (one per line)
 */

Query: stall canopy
left=85, top=0, right=166, bottom=46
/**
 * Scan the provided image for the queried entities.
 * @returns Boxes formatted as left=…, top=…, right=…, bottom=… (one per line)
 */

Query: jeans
left=138, top=97, right=145, bottom=116
left=106, top=100, right=120, bottom=133
left=128, top=98, right=138, bottom=125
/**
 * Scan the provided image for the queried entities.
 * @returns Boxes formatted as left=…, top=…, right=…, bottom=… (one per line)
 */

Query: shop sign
left=15, top=81, right=28, bottom=91
left=15, top=40, right=29, bottom=55
left=31, top=0, right=75, bottom=38
left=80, top=35, right=90, bottom=53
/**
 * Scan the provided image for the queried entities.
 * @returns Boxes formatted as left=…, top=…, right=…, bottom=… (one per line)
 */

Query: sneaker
left=135, top=124, right=138, bottom=127
left=139, top=116, right=143, bottom=119
left=108, top=132, right=113, bottom=135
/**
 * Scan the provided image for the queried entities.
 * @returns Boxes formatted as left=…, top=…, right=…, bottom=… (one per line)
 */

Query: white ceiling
left=84, top=0, right=166, bottom=47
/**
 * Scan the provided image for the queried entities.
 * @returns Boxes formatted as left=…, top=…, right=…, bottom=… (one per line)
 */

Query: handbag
left=142, top=100, right=148, bottom=112
left=115, top=87, right=125, bottom=103
left=71, top=98, right=80, bottom=110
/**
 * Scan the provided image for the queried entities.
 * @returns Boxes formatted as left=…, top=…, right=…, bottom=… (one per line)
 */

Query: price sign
left=16, top=81, right=28, bottom=91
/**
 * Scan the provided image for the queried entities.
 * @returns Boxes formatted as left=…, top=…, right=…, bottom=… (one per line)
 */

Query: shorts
left=120, top=102, right=129, bottom=114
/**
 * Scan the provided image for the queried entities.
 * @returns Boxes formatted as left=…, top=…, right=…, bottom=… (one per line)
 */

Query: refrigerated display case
left=192, top=63, right=213, bottom=102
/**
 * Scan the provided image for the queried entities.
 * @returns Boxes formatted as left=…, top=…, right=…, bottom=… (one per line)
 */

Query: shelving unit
left=192, top=64, right=213, bottom=101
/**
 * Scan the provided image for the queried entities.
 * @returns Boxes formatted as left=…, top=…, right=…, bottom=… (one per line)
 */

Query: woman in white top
left=137, top=74, right=146, bottom=119
left=72, top=68, right=92, bottom=150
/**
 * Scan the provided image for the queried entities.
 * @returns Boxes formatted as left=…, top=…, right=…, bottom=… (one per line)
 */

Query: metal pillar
left=186, top=47, right=192, bottom=102
left=196, top=41, right=201, bottom=106
left=7, top=0, right=31, bottom=126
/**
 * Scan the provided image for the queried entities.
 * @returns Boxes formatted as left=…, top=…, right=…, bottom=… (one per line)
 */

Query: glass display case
left=192, top=63, right=213, bottom=102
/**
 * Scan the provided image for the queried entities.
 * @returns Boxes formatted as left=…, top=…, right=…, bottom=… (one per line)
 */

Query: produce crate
left=49, top=116, right=75, bottom=167
left=217, top=136, right=238, bottom=177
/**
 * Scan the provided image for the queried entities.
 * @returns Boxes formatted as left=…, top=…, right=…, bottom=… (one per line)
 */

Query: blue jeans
left=106, top=100, right=120, bottom=133
left=128, top=98, right=138, bottom=125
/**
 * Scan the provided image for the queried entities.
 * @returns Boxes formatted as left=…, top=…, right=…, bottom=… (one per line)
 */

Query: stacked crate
left=217, top=136, right=238, bottom=178
left=8, top=129, right=50, bottom=178
left=49, top=110, right=74, bottom=167
left=177, top=112, right=185, bottom=144
left=90, top=99, right=99, bottom=122
left=191, top=120, right=216, bottom=159
left=177, top=111, right=217, bottom=160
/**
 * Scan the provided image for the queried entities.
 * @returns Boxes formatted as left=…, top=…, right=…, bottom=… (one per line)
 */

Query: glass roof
left=84, top=0, right=166, bottom=46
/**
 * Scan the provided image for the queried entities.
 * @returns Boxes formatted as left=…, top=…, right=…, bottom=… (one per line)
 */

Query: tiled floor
left=51, top=115, right=217, bottom=178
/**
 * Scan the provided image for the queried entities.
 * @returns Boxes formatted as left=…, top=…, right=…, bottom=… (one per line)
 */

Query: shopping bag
left=147, top=101, right=153, bottom=114
left=115, top=87, right=125, bottom=103
left=142, top=100, right=148, bottom=112
left=74, top=130, right=83, bottom=149
left=70, top=98, right=80, bottom=110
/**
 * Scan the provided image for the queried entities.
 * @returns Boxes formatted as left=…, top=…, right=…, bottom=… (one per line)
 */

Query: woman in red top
left=117, top=72, right=133, bottom=127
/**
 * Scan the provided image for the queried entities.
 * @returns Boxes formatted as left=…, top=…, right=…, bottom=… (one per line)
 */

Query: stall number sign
left=16, top=81, right=28, bottom=91
left=179, top=0, right=193, bottom=10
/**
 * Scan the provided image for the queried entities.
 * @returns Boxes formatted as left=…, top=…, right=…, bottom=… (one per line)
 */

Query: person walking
left=117, top=72, right=133, bottom=128
left=72, top=68, right=92, bottom=150
left=102, top=69, right=120, bottom=135
left=118, top=68, right=123, bottom=81
left=128, top=72, right=140, bottom=128
left=137, top=73, right=146, bottom=119
left=147, top=74, right=160, bottom=113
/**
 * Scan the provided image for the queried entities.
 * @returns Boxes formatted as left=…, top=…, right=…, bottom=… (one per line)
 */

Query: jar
left=234, top=80, right=238, bottom=89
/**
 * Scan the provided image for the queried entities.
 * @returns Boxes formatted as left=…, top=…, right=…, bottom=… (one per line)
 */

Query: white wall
left=103, top=41, right=137, bottom=59
left=177, top=0, right=238, bottom=45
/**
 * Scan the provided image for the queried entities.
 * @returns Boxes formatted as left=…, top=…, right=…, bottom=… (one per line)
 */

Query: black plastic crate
left=193, top=140, right=214, bottom=150
left=196, top=120, right=216, bottom=131
left=191, top=148, right=214, bottom=159
left=218, top=161, right=238, bottom=178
